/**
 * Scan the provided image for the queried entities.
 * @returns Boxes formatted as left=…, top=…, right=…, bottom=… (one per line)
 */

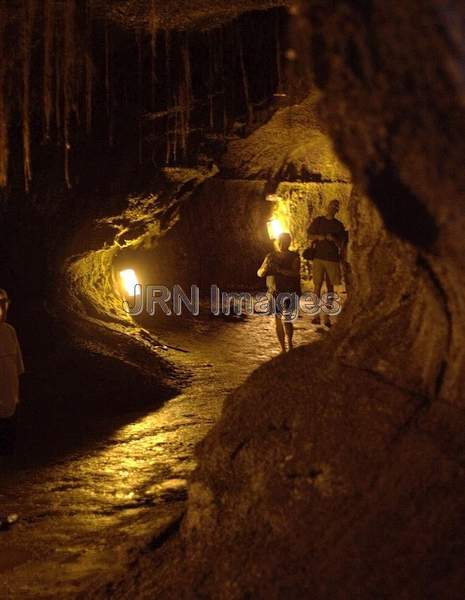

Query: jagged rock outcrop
left=304, top=0, right=465, bottom=406
left=223, top=92, right=351, bottom=182
left=96, top=0, right=291, bottom=30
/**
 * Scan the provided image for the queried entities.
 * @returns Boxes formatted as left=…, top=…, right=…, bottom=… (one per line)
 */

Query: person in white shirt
left=257, top=233, right=301, bottom=353
left=0, top=289, right=24, bottom=456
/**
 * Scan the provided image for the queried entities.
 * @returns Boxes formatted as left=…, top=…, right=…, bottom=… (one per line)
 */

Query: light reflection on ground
left=0, top=311, right=321, bottom=599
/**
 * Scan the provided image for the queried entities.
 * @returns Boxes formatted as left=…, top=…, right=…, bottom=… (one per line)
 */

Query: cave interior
left=0, top=1, right=464, bottom=598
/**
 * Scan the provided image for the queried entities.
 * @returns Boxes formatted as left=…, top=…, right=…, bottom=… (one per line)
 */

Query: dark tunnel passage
left=1, top=1, right=465, bottom=599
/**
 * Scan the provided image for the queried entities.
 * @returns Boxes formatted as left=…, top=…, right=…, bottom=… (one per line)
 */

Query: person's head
left=277, top=232, right=292, bottom=252
left=0, top=289, right=10, bottom=322
left=326, top=199, right=340, bottom=218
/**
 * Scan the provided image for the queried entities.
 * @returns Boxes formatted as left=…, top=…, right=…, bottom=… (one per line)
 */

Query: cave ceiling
left=91, top=0, right=292, bottom=31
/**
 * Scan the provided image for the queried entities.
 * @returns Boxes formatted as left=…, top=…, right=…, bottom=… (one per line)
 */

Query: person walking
left=307, top=199, right=348, bottom=327
left=258, top=233, right=301, bottom=353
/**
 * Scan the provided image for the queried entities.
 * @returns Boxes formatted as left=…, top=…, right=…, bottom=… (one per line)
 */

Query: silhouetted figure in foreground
left=307, top=199, right=348, bottom=327
left=258, top=233, right=301, bottom=353
left=0, top=289, right=24, bottom=456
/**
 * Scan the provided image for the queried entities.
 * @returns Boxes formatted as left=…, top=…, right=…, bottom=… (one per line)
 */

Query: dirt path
left=0, top=311, right=320, bottom=599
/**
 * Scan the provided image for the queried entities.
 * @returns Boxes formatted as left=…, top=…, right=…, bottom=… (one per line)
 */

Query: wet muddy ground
left=0, top=311, right=321, bottom=599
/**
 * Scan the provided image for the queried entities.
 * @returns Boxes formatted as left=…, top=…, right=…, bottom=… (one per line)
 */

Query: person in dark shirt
left=258, top=233, right=300, bottom=352
left=307, top=199, right=348, bottom=327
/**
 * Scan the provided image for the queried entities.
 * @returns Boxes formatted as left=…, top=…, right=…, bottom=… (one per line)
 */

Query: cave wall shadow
left=8, top=309, right=180, bottom=470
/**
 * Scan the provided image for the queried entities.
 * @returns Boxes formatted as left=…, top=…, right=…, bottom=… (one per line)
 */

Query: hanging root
left=105, top=21, right=113, bottom=147
left=150, top=0, right=157, bottom=109
left=85, top=0, right=93, bottom=134
left=0, top=4, right=9, bottom=187
left=43, top=0, right=54, bottom=143
left=181, top=33, right=192, bottom=158
left=238, top=26, right=253, bottom=125
left=63, top=0, right=76, bottom=189
left=22, top=0, right=36, bottom=192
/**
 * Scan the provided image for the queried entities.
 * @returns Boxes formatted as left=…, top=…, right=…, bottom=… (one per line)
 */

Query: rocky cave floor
left=0, top=306, right=327, bottom=599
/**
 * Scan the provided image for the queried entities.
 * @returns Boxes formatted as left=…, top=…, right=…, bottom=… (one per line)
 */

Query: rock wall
left=97, top=0, right=291, bottom=31
left=130, top=177, right=273, bottom=293
left=304, top=0, right=465, bottom=407
left=223, top=92, right=351, bottom=182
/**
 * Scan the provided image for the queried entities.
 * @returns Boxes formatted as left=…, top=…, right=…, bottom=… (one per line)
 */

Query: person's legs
left=274, top=316, right=286, bottom=352
left=322, top=261, right=341, bottom=327
left=284, top=322, right=294, bottom=350
left=312, top=259, right=325, bottom=324
left=322, top=280, right=333, bottom=326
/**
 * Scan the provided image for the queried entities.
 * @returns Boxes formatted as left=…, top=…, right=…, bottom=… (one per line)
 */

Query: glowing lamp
left=120, top=269, right=141, bottom=296
left=267, top=218, right=286, bottom=240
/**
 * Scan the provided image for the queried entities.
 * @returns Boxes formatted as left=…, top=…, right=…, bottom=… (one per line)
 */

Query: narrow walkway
left=0, top=311, right=320, bottom=599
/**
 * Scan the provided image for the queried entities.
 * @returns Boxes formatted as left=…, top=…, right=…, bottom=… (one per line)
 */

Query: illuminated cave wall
left=61, top=167, right=217, bottom=340
left=130, top=178, right=272, bottom=293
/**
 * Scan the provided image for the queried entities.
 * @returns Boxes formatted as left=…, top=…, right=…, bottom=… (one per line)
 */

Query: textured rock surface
left=223, top=92, right=351, bottom=182
left=94, top=0, right=290, bottom=31
left=304, top=0, right=465, bottom=406
left=134, top=177, right=272, bottom=292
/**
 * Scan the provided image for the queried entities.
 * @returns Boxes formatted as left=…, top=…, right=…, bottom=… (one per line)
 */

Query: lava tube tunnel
left=0, top=1, right=464, bottom=598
